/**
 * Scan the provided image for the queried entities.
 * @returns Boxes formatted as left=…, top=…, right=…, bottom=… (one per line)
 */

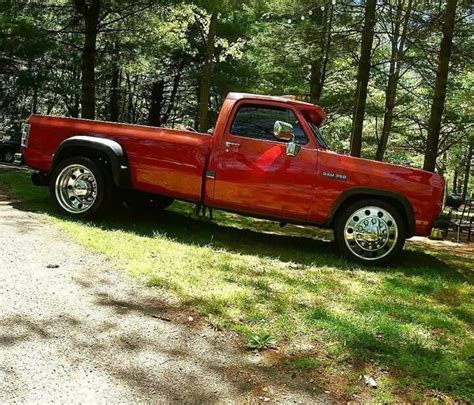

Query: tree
left=350, top=0, right=377, bottom=157
left=198, top=10, right=218, bottom=132
left=309, top=2, right=334, bottom=104
left=73, top=0, right=101, bottom=119
left=461, top=138, right=473, bottom=200
left=375, top=0, right=413, bottom=161
left=423, top=0, right=458, bottom=172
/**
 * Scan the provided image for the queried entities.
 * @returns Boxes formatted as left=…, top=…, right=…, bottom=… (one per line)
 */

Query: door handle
left=225, top=141, right=240, bottom=151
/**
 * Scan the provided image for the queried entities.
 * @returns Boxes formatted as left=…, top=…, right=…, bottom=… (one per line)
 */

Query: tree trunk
left=109, top=62, right=120, bottom=122
left=350, top=0, right=377, bottom=157
left=310, top=60, right=323, bottom=103
left=198, top=11, right=218, bottom=133
left=423, top=0, right=458, bottom=172
left=375, top=0, right=412, bottom=161
left=462, top=142, right=473, bottom=200
left=32, top=86, right=38, bottom=114
left=161, top=62, right=185, bottom=125
left=149, top=80, right=165, bottom=127
left=309, top=4, right=333, bottom=104
left=453, top=167, right=458, bottom=194
left=74, top=0, right=101, bottom=120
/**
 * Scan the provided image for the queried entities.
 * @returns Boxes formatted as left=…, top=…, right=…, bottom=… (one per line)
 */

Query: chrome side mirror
left=273, top=120, right=294, bottom=141
left=273, top=120, right=301, bottom=157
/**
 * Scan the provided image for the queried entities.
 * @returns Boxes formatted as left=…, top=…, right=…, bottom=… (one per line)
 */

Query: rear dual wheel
left=50, top=157, right=113, bottom=218
left=50, top=156, right=173, bottom=218
left=334, top=199, right=406, bottom=265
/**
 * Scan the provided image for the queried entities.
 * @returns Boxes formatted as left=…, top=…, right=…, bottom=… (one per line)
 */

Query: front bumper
left=13, top=153, right=23, bottom=166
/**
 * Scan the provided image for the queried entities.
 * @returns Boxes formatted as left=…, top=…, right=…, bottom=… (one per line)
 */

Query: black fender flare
left=52, top=135, right=131, bottom=187
left=326, top=187, right=415, bottom=237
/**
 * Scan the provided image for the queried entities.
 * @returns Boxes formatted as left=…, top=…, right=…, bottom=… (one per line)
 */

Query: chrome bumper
left=13, top=153, right=23, bottom=166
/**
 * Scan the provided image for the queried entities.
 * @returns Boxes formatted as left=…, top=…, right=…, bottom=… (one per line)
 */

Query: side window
left=230, top=105, right=308, bottom=144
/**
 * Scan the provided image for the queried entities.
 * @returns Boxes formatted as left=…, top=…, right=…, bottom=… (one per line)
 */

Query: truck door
left=211, top=102, right=318, bottom=222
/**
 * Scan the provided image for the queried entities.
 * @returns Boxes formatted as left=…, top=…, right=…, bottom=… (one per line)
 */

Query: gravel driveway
left=0, top=176, right=326, bottom=403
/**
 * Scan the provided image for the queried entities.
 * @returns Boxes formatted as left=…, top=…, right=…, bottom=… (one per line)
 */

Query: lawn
left=1, top=169, right=473, bottom=402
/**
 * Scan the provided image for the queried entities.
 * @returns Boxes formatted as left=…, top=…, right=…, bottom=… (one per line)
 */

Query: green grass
left=1, top=169, right=473, bottom=401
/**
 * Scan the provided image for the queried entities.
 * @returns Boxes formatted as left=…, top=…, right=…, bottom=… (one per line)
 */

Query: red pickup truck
left=19, top=92, right=445, bottom=264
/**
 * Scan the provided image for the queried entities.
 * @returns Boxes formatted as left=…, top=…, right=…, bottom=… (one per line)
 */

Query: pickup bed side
left=24, top=115, right=211, bottom=202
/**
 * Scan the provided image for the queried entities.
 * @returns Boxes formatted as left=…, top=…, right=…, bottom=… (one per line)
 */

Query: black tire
left=49, top=156, right=114, bottom=219
left=121, top=190, right=174, bottom=212
left=334, top=199, right=406, bottom=265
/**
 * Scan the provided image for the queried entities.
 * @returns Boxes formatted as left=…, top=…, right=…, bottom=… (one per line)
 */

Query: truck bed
left=24, top=115, right=212, bottom=201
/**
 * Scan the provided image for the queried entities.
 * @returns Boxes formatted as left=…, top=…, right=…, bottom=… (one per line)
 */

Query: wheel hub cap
left=72, top=179, right=91, bottom=197
left=344, top=206, right=398, bottom=261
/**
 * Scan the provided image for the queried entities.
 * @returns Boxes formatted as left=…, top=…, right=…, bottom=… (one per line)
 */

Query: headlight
left=21, top=123, right=30, bottom=148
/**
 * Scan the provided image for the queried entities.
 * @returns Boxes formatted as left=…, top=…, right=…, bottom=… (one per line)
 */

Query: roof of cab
left=226, top=92, right=326, bottom=124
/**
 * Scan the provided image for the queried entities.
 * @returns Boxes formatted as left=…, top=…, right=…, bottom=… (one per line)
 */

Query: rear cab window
left=230, top=104, right=308, bottom=145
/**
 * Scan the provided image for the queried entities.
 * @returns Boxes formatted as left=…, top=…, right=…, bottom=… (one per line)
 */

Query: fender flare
left=52, top=135, right=131, bottom=187
left=326, top=187, right=415, bottom=237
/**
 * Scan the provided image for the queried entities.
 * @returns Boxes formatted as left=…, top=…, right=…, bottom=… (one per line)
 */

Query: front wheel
left=334, top=199, right=406, bottom=265
left=49, top=157, right=113, bottom=218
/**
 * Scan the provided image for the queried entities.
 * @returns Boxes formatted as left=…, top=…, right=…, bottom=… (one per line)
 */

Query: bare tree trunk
left=462, top=142, right=473, bottom=200
left=375, top=0, right=413, bottom=161
left=198, top=11, right=218, bottom=133
left=161, top=62, right=185, bottom=125
left=309, top=4, right=333, bottom=104
left=109, top=61, right=120, bottom=122
left=423, top=0, right=458, bottom=172
left=149, top=80, right=164, bottom=127
left=350, top=0, right=377, bottom=157
left=74, top=0, right=101, bottom=120
left=32, top=86, right=38, bottom=114
left=453, top=167, right=458, bottom=194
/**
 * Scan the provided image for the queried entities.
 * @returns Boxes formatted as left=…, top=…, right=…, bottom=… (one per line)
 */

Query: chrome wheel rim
left=55, top=164, right=97, bottom=214
left=344, top=206, right=398, bottom=261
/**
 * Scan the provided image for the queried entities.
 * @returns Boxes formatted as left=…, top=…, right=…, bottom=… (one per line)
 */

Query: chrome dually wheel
left=343, top=206, right=398, bottom=261
left=335, top=199, right=406, bottom=265
left=50, top=157, right=113, bottom=219
left=55, top=164, right=98, bottom=214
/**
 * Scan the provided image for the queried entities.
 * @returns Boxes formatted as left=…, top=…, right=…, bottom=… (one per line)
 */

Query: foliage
left=246, top=333, right=279, bottom=350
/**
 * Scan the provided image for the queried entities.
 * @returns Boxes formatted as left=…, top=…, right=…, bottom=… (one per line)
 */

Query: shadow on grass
left=10, top=196, right=473, bottom=280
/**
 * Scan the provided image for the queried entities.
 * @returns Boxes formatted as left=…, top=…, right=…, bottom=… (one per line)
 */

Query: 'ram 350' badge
left=322, top=171, right=347, bottom=181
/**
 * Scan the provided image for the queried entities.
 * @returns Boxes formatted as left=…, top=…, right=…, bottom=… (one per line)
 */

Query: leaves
left=246, top=333, right=278, bottom=350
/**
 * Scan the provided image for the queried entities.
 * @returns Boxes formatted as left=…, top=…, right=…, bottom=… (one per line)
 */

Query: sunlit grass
left=1, top=169, right=473, bottom=401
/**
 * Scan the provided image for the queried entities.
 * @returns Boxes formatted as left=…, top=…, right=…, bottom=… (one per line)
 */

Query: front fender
left=326, top=187, right=416, bottom=237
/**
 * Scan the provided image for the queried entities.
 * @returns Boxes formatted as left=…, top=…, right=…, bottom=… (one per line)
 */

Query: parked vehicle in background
left=18, top=92, right=446, bottom=264
left=0, top=118, right=21, bottom=164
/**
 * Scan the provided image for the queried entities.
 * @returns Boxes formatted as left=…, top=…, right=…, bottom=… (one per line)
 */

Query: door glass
left=230, top=104, right=308, bottom=144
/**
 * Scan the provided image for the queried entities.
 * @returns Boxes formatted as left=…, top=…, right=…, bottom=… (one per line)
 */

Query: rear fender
left=52, top=135, right=131, bottom=187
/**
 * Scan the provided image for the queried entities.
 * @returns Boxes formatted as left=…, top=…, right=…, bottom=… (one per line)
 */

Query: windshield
left=308, top=122, right=329, bottom=149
